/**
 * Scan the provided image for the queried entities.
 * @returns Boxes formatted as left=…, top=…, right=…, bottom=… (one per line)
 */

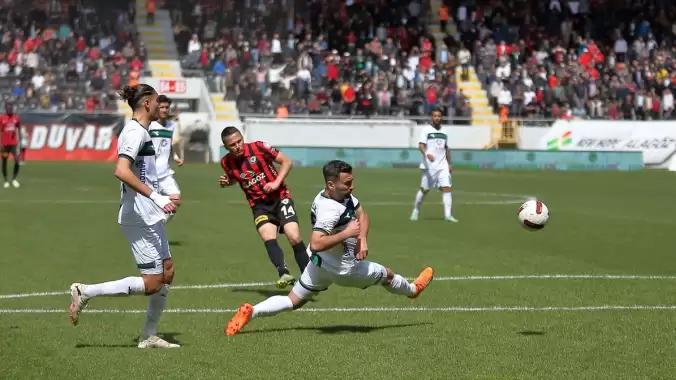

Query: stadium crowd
left=0, top=1, right=146, bottom=112
left=175, top=0, right=675, bottom=120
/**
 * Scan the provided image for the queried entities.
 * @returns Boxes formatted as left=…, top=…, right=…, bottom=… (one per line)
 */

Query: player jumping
left=410, top=108, right=458, bottom=222
left=149, top=95, right=183, bottom=221
left=225, top=160, right=434, bottom=336
left=219, top=126, right=309, bottom=288
left=0, top=103, right=21, bottom=188
left=68, top=84, right=180, bottom=348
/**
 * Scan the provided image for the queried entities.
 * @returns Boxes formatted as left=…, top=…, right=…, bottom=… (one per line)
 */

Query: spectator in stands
left=146, top=0, right=156, bottom=25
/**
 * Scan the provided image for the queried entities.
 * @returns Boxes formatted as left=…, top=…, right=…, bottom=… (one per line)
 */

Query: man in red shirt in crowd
left=0, top=103, right=21, bottom=188
left=218, top=127, right=309, bottom=288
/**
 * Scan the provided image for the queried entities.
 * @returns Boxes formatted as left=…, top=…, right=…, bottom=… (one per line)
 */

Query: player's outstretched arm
left=355, top=208, right=369, bottom=260
left=264, top=151, right=292, bottom=193
left=310, top=220, right=360, bottom=252
left=114, top=158, right=176, bottom=213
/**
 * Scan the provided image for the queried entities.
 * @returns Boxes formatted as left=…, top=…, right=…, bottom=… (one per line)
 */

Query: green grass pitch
left=1, top=162, right=675, bottom=379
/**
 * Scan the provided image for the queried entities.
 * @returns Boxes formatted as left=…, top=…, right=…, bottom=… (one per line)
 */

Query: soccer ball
left=518, top=199, right=549, bottom=230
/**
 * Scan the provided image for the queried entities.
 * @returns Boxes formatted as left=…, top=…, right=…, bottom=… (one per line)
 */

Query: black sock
left=1, top=157, right=7, bottom=181
left=12, top=159, right=19, bottom=180
left=292, top=241, right=309, bottom=272
left=264, top=239, right=288, bottom=277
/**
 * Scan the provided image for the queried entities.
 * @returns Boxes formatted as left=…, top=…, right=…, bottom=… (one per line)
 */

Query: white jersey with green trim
left=117, top=119, right=165, bottom=226
left=310, top=190, right=361, bottom=273
left=418, top=124, right=449, bottom=171
left=149, top=120, right=177, bottom=179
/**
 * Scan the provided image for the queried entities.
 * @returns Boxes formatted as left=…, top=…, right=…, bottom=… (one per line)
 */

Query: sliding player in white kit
left=149, top=95, right=183, bottom=221
left=225, top=160, right=434, bottom=336
left=67, top=84, right=180, bottom=348
left=410, top=108, right=459, bottom=222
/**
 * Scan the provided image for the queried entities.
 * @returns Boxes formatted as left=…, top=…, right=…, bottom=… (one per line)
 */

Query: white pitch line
left=2, top=274, right=676, bottom=300
left=0, top=199, right=520, bottom=206
left=1, top=305, right=676, bottom=314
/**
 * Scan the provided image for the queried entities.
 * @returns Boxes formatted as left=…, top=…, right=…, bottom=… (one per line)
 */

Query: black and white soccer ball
left=518, top=199, right=549, bottom=230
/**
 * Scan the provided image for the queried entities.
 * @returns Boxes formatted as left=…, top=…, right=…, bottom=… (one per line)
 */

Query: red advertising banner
left=20, top=113, right=124, bottom=161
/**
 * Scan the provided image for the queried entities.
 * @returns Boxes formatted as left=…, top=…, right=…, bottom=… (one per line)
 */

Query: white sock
left=413, top=189, right=426, bottom=211
left=143, top=285, right=169, bottom=338
left=252, top=295, right=293, bottom=319
left=443, top=192, right=452, bottom=219
left=83, top=277, right=145, bottom=298
left=384, top=274, right=416, bottom=296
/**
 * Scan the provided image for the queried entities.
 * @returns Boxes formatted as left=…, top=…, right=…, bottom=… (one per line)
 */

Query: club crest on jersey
left=249, top=156, right=257, bottom=164
left=240, top=170, right=256, bottom=180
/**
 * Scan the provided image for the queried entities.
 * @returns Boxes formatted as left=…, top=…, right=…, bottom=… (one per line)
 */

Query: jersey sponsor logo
left=254, top=215, right=269, bottom=225
left=137, top=160, right=147, bottom=183
left=242, top=172, right=267, bottom=189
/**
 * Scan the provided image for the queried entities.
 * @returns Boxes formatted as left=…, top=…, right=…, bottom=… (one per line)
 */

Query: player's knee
left=143, top=277, right=164, bottom=294
left=382, top=267, right=395, bottom=285
left=286, top=233, right=302, bottom=246
left=288, top=291, right=308, bottom=309
left=420, top=188, right=429, bottom=194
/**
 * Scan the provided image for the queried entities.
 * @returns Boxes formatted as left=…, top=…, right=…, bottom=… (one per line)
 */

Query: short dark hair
left=323, top=160, right=352, bottom=182
left=221, top=126, right=242, bottom=140
left=431, top=107, right=443, bottom=115
left=157, top=95, right=172, bottom=105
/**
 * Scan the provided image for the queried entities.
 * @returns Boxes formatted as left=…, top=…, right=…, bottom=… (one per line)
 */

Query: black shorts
left=1, top=145, right=18, bottom=156
left=252, top=197, right=298, bottom=233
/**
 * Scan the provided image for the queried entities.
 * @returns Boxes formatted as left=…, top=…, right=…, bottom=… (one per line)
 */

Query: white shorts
left=291, top=257, right=388, bottom=300
left=420, top=169, right=451, bottom=191
left=120, top=221, right=171, bottom=275
left=158, top=175, right=181, bottom=196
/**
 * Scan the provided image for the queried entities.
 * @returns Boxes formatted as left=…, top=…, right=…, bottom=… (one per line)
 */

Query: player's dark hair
left=157, top=94, right=172, bottom=105
left=323, top=160, right=352, bottom=182
left=221, top=126, right=242, bottom=140
left=118, top=84, right=156, bottom=110
left=431, top=107, right=443, bottom=115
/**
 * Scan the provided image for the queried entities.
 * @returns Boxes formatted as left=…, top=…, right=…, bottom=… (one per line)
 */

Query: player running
left=0, top=103, right=22, bottom=188
left=149, top=95, right=183, bottom=221
left=219, top=126, right=309, bottom=288
left=410, top=108, right=459, bottom=222
left=225, top=160, right=434, bottom=336
left=68, top=84, right=180, bottom=349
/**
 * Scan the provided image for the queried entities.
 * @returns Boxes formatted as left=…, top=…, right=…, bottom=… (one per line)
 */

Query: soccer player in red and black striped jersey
left=219, top=127, right=309, bottom=288
left=0, top=103, right=21, bottom=188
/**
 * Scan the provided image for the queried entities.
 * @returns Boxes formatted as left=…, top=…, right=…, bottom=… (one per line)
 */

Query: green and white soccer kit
left=118, top=119, right=171, bottom=275
left=418, top=124, right=452, bottom=190
left=149, top=120, right=181, bottom=196
left=291, top=191, right=388, bottom=299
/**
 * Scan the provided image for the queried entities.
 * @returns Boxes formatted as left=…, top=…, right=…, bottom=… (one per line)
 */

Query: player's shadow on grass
left=240, top=322, right=431, bottom=335
left=231, top=288, right=317, bottom=303
left=168, top=241, right=183, bottom=246
left=518, top=330, right=546, bottom=336
left=75, top=332, right=182, bottom=348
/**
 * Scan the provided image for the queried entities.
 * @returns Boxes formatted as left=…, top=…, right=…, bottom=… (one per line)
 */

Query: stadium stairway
left=134, top=0, right=179, bottom=61
left=210, top=94, right=240, bottom=125
left=455, top=66, right=500, bottom=128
